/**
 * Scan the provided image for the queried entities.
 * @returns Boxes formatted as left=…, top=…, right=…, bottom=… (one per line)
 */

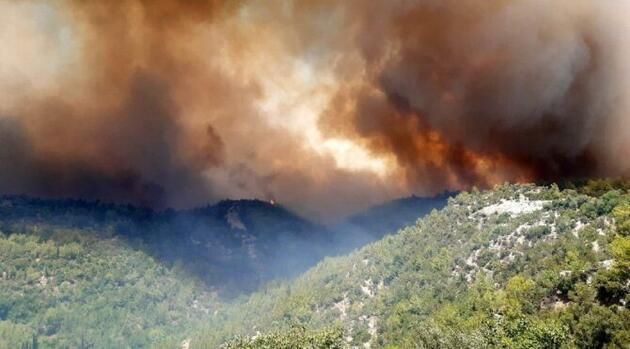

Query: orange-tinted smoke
left=0, top=1, right=239, bottom=208
left=0, top=0, right=628, bottom=219
left=314, top=0, right=629, bottom=191
left=0, top=0, right=403, bottom=219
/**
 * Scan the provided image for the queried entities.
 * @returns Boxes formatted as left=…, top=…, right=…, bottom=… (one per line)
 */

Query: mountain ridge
left=0, top=193, right=450, bottom=297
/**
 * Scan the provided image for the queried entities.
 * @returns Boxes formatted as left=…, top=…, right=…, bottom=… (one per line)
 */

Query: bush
left=218, top=326, right=345, bottom=349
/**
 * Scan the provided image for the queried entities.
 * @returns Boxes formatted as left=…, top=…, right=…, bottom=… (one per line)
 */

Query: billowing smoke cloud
left=314, top=0, right=630, bottom=189
left=0, top=0, right=628, bottom=220
left=0, top=1, right=235, bottom=208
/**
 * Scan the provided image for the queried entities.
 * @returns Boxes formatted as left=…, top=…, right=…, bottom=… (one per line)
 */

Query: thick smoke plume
left=0, top=0, right=628, bottom=220
left=313, top=0, right=630, bottom=189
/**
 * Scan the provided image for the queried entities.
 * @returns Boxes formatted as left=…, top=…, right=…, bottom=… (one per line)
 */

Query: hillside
left=0, top=197, right=333, bottom=296
left=335, top=193, right=451, bottom=244
left=0, top=225, right=217, bottom=348
left=192, top=183, right=630, bottom=348
left=0, top=197, right=331, bottom=348
left=1, top=183, right=628, bottom=348
left=0, top=194, right=447, bottom=348
left=0, top=194, right=448, bottom=298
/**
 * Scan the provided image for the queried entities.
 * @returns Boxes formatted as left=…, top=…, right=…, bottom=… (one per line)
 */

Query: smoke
left=0, top=0, right=628, bottom=220
left=315, top=0, right=630, bottom=189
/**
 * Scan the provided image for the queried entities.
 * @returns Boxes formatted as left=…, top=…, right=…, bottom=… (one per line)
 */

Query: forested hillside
left=334, top=194, right=451, bottom=245
left=0, top=197, right=334, bottom=296
left=192, top=182, right=630, bottom=348
left=2, top=183, right=628, bottom=348
left=0, top=194, right=448, bottom=298
left=0, top=197, right=330, bottom=348
left=0, top=194, right=447, bottom=348
left=0, top=225, right=217, bottom=348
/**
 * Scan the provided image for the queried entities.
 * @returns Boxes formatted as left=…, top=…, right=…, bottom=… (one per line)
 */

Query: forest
left=1, top=180, right=628, bottom=348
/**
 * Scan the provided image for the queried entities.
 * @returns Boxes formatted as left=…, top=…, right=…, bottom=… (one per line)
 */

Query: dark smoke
left=0, top=73, right=223, bottom=208
left=0, top=0, right=628, bottom=219
left=317, top=0, right=629, bottom=190
left=0, top=1, right=238, bottom=208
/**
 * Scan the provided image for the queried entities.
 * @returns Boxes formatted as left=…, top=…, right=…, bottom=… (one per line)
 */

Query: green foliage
left=487, top=316, right=568, bottom=349
left=3, top=183, right=629, bottom=348
left=613, top=202, right=630, bottom=236
left=190, top=184, right=630, bottom=348
left=0, top=196, right=340, bottom=297
left=217, top=325, right=345, bottom=349
left=560, top=178, right=630, bottom=197
left=0, top=227, right=217, bottom=348
left=0, top=321, right=35, bottom=349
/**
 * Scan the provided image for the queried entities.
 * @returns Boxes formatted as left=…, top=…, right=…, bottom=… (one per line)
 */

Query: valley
left=1, top=181, right=628, bottom=348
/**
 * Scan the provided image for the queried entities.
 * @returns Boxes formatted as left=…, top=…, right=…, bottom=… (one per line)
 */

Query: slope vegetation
left=0, top=197, right=332, bottom=296
left=193, top=183, right=630, bottom=348
left=0, top=225, right=216, bottom=348
left=0, top=194, right=447, bottom=348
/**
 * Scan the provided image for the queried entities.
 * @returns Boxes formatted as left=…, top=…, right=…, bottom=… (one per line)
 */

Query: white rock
left=479, top=198, right=547, bottom=216
left=592, top=241, right=600, bottom=253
